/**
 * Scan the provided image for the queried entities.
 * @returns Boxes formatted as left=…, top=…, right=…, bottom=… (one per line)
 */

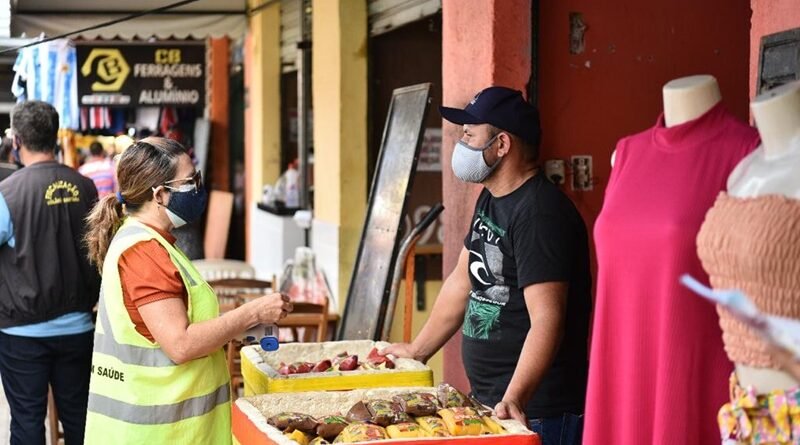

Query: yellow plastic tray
left=241, top=340, right=433, bottom=395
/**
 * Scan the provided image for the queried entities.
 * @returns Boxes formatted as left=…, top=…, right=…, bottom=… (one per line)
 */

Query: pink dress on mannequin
left=583, top=103, right=759, bottom=444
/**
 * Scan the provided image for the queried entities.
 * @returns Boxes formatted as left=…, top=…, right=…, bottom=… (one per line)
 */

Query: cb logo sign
left=80, top=49, right=130, bottom=92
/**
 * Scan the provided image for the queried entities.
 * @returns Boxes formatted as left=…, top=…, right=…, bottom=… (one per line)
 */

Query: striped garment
left=78, top=158, right=116, bottom=198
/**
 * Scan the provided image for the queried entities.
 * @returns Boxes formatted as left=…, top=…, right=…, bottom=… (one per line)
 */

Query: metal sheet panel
left=338, top=83, right=431, bottom=341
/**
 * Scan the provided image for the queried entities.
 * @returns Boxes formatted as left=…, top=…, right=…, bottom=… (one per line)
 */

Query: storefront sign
left=76, top=42, right=206, bottom=108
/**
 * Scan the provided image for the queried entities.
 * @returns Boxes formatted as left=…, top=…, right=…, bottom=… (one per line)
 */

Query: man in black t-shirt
left=383, top=86, right=591, bottom=445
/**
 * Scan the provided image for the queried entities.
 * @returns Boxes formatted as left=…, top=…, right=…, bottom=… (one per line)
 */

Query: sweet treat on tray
left=267, top=412, right=318, bottom=434
left=481, top=415, right=506, bottom=435
left=365, top=400, right=406, bottom=427
left=364, top=347, right=395, bottom=369
left=333, top=423, right=387, bottom=442
left=436, top=382, right=470, bottom=408
left=392, top=392, right=438, bottom=417
left=346, top=401, right=372, bottom=423
left=415, top=416, right=450, bottom=437
left=467, top=395, right=492, bottom=416
left=316, top=415, right=349, bottom=440
left=312, top=360, right=333, bottom=373
left=385, top=422, right=422, bottom=438
left=437, top=407, right=484, bottom=436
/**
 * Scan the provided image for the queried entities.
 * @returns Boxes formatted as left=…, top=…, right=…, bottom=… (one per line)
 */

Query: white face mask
left=451, top=133, right=501, bottom=183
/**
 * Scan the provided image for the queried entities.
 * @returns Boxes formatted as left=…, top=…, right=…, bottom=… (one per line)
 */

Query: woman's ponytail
left=84, top=193, right=124, bottom=271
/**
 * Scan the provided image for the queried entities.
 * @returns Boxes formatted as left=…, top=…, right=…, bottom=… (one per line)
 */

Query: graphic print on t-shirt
left=463, top=209, right=509, bottom=340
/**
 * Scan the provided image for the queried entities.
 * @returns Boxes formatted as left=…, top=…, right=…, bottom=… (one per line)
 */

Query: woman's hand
left=245, top=292, right=293, bottom=325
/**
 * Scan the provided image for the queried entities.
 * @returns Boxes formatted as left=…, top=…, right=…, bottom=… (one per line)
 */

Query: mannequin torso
left=728, top=81, right=800, bottom=392
left=610, top=75, right=722, bottom=167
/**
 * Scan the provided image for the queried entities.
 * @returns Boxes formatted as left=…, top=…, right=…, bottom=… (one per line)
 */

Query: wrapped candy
left=316, top=415, right=348, bottom=440
left=437, top=407, right=485, bottom=436
left=393, top=392, right=438, bottom=417
left=415, top=416, right=450, bottom=437
left=332, top=423, right=387, bottom=443
left=386, top=422, right=423, bottom=439
left=436, top=383, right=470, bottom=408
left=346, top=401, right=372, bottom=423
left=268, top=412, right=318, bottom=434
left=365, top=400, right=405, bottom=427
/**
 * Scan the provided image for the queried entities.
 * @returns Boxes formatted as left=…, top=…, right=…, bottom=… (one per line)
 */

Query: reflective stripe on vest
left=88, top=382, right=230, bottom=425
left=93, top=289, right=175, bottom=367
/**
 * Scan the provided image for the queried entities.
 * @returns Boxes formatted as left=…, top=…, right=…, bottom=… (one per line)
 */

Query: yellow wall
left=245, top=0, right=282, bottom=206
left=388, top=280, right=444, bottom=384
left=312, top=0, right=368, bottom=305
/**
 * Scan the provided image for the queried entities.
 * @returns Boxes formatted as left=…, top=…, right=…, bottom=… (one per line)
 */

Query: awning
left=11, top=0, right=247, bottom=40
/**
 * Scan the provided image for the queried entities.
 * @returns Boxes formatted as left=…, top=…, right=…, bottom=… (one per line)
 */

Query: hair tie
left=116, top=191, right=125, bottom=204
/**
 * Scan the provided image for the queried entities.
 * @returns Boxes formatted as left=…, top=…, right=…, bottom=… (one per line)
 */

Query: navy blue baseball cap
left=439, top=86, right=541, bottom=147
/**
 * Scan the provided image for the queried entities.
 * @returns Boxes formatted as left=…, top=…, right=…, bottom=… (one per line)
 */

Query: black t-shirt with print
left=461, top=171, right=591, bottom=419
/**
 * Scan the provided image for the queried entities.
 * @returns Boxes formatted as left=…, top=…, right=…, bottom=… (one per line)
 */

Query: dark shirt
left=461, top=171, right=592, bottom=418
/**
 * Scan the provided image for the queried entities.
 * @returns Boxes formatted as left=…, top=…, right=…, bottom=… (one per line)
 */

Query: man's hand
left=379, top=343, right=422, bottom=362
left=495, top=399, right=527, bottom=427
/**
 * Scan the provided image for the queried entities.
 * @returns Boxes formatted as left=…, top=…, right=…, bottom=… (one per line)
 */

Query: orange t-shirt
left=118, top=224, right=188, bottom=342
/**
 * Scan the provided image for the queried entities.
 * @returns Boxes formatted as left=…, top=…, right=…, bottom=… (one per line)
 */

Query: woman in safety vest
left=82, top=137, right=292, bottom=444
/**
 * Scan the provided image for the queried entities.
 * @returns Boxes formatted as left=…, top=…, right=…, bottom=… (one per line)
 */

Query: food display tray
left=241, top=340, right=434, bottom=395
left=231, top=387, right=540, bottom=445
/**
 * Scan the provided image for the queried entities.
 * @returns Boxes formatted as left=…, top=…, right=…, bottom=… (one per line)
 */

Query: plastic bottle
left=241, top=324, right=279, bottom=351
left=284, top=167, right=300, bottom=208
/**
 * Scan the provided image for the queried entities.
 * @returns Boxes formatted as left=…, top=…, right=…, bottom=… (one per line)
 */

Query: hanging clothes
left=80, top=107, right=112, bottom=132
left=11, top=39, right=80, bottom=130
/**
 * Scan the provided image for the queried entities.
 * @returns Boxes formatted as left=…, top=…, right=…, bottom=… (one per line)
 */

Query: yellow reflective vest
left=84, top=218, right=231, bottom=445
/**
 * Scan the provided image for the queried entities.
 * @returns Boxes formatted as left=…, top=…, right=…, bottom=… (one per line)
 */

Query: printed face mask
left=451, top=133, right=501, bottom=183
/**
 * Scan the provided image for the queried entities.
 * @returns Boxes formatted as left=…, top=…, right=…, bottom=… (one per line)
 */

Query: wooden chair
left=277, top=300, right=330, bottom=343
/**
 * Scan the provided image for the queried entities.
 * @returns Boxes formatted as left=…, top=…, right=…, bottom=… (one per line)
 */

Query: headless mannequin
left=727, top=80, right=800, bottom=393
left=610, top=75, right=721, bottom=167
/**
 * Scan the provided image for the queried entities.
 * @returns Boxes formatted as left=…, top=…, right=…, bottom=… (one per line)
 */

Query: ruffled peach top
left=697, top=192, right=800, bottom=368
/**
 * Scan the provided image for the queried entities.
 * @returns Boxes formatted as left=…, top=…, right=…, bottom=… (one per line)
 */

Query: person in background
left=82, top=137, right=292, bottom=444
left=78, top=141, right=117, bottom=198
left=0, top=137, right=19, bottom=181
left=0, top=101, right=100, bottom=445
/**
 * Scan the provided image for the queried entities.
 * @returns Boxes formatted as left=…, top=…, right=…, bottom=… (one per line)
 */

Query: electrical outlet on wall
left=571, top=155, right=593, bottom=191
left=544, top=159, right=566, bottom=185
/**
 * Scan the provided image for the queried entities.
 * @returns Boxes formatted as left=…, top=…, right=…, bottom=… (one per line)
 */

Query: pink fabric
left=584, top=103, right=760, bottom=445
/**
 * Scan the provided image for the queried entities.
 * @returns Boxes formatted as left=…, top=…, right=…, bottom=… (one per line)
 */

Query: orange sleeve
left=118, top=239, right=188, bottom=342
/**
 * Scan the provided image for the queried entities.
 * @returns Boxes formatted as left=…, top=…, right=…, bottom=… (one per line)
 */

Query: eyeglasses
left=163, top=171, right=202, bottom=192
